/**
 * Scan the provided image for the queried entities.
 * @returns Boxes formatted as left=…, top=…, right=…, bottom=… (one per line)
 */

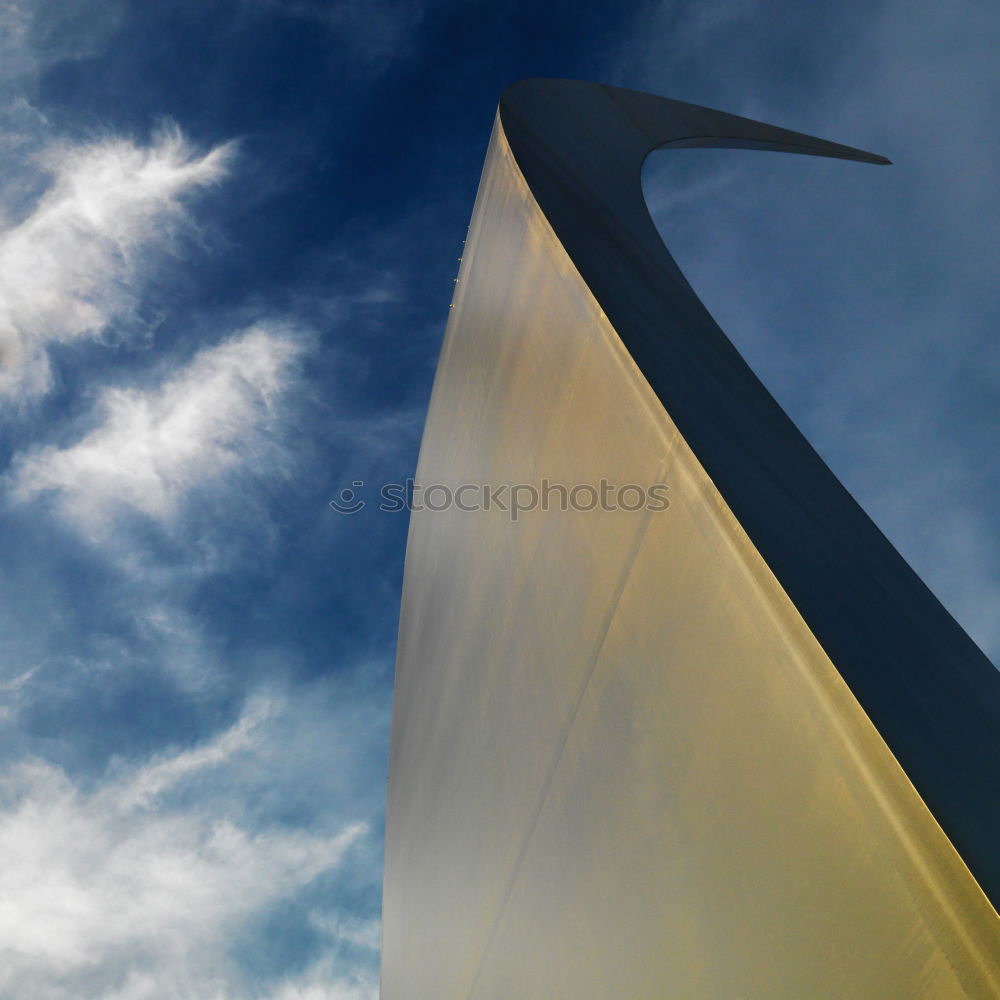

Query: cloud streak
left=0, top=124, right=233, bottom=401
left=11, top=324, right=304, bottom=536
left=0, top=695, right=369, bottom=1000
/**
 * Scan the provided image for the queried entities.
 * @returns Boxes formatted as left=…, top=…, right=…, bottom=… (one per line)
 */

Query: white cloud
left=0, top=696, right=370, bottom=1000
left=309, top=913, right=381, bottom=952
left=263, top=960, right=378, bottom=1000
left=11, top=324, right=304, bottom=536
left=0, top=1, right=126, bottom=84
left=118, top=694, right=272, bottom=809
left=0, top=3, right=36, bottom=85
left=0, top=123, right=233, bottom=400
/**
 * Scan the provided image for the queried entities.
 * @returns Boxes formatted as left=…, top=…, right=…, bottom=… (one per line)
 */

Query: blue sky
left=0, top=1, right=995, bottom=997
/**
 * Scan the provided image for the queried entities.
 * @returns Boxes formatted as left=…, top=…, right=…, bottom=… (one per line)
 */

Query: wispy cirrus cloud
left=0, top=0, right=126, bottom=83
left=10, top=324, right=305, bottom=536
left=0, top=691, right=375, bottom=1000
left=0, top=4, right=33, bottom=83
left=0, top=124, right=233, bottom=401
left=263, top=959, right=378, bottom=1000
